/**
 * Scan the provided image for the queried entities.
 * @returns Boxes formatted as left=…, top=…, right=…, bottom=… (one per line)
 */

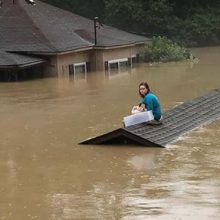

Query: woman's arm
left=144, top=96, right=153, bottom=111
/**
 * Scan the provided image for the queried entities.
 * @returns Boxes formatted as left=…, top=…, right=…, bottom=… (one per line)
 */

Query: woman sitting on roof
left=137, top=82, right=163, bottom=124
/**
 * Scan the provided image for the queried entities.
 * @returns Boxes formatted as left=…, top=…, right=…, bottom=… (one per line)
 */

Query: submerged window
left=105, top=58, right=131, bottom=79
left=119, top=60, right=129, bottom=71
left=109, top=62, right=119, bottom=71
left=107, top=58, right=129, bottom=73
left=74, top=63, right=87, bottom=74
left=69, top=62, right=88, bottom=80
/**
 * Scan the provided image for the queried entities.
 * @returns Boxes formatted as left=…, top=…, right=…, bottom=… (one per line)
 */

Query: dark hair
left=139, top=82, right=150, bottom=97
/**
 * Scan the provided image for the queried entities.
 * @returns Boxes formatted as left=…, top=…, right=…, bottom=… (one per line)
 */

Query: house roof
left=0, top=51, right=46, bottom=69
left=0, top=0, right=148, bottom=55
left=80, top=90, right=220, bottom=147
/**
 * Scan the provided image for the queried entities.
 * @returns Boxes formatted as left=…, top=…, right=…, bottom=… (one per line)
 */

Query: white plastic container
left=123, top=111, right=154, bottom=127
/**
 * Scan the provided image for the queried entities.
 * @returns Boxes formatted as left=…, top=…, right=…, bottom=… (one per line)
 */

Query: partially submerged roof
left=80, top=90, right=220, bottom=147
left=0, top=0, right=148, bottom=54
left=0, top=51, right=45, bottom=69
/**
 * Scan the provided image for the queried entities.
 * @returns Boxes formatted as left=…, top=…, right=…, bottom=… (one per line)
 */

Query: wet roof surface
left=80, top=90, right=220, bottom=147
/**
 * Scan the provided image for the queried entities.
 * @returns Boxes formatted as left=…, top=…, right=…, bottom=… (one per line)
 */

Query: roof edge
left=0, top=60, right=46, bottom=69
left=80, top=128, right=164, bottom=147
left=94, top=42, right=145, bottom=50
left=13, top=41, right=145, bottom=56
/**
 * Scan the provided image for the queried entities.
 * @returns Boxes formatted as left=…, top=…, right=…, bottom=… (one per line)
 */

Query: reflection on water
left=69, top=69, right=87, bottom=82
left=0, top=47, right=220, bottom=219
left=105, top=68, right=131, bottom=80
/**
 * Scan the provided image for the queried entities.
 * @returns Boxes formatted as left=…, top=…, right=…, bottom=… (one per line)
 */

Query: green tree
left=42, top=0, right=220, bottom=46
left=144, top=36, right=191, bottom=62
left=103, top=0, right=173, bottom=35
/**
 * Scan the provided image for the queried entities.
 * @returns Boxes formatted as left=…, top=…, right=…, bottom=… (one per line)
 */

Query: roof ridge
left=18, top=0, right=94, bottom=52
left=16, top=0, right=58, bottom=52
left=37, top=0, right=97, bottom=47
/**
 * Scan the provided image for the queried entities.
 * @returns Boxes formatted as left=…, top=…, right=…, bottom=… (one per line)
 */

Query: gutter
left=0, top=60, right=46, bottom=70
left=5, top=40, right=148, bottom=57
left=93, top=41, right=146, bottom=50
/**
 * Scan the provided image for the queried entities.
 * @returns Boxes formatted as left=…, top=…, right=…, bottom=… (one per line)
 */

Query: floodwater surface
left=0, top=47, right=220, bottom=220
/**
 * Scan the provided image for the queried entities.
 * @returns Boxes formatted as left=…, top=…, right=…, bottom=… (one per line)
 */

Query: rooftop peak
left=25, top=0, right=36, bottom=5
left=0, top=0, right=36, bottom=7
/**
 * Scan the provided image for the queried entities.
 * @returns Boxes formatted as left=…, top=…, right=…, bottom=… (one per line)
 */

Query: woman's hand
left=137, top=104, right=146, bottom=111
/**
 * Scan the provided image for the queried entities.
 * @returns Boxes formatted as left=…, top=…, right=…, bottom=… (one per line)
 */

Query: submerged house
left=0, top=0, right=149, bottom=80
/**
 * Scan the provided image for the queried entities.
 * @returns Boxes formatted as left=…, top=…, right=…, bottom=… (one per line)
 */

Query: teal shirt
left=141, top=92, right=162, bottom=120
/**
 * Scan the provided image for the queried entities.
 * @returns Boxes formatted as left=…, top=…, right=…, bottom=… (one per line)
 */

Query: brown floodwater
left=0, top=47, right=220, bottom=220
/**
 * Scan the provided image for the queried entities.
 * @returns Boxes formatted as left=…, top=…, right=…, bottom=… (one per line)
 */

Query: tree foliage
left=42, top=0, right=220, bottom=46
left=144, top=36, right=191, bottom=62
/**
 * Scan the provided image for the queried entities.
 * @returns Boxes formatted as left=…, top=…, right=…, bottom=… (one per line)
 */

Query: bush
left=144, top=36, right=192, bottom=62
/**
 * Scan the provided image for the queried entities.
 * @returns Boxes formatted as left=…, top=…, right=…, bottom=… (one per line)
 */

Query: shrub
left=144, top=36, right=192, bottom=62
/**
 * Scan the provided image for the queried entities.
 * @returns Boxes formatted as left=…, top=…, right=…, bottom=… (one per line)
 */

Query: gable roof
left=0, top=0, right=148, bottom=55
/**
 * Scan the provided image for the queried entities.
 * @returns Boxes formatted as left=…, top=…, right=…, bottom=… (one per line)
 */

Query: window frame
left=108, top=58, right=129, bottom=73
left=73, top=62, right=87, bottom=74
